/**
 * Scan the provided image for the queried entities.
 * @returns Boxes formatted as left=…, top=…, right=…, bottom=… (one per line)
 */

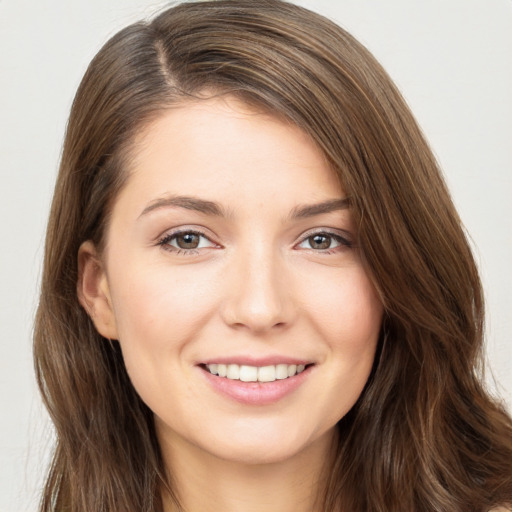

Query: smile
left=205, top=363, right=306, bottom=382
left=200, top=362, right=314, bottom=405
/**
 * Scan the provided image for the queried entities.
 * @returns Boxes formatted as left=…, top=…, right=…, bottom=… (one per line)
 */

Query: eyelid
left=294, top=227, right=353, bottom=250
left=297, top=227, right=353, bottom=242
left=156, top=226, right=221, bottom=253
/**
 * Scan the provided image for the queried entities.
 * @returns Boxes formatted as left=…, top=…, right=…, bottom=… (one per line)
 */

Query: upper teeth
left=206, top=363, right=306, bottom=382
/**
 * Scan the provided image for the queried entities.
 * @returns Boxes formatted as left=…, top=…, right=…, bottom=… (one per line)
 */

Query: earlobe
left=77, top=240, right=118, bottom=340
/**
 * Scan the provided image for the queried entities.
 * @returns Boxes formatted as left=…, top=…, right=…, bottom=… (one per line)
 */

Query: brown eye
left=297, top=231, right=351, bottom=252
left=176, top=232, right=201, bottom=249
left=159, top=230, right=217, bottom=253
left=308, top=234, right=332, bottom=250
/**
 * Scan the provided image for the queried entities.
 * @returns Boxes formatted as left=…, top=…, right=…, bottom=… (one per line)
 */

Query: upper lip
left=199, top=356, right=313, bottom=367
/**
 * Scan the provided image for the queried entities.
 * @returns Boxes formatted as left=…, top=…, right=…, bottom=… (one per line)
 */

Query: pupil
left=177, top=233, right=199, bottom=249
left=310, top=234, right=331, bottom=250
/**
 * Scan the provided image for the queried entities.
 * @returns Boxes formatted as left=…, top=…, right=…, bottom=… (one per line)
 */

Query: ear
left=77, top=240, right=118, bottom=339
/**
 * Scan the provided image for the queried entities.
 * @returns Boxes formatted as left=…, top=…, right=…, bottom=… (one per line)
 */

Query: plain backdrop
left=0, top=0, right=510, bottom=510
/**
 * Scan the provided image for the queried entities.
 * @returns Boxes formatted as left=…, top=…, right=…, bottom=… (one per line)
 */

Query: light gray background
left=1, top=1, right=510, bottom=510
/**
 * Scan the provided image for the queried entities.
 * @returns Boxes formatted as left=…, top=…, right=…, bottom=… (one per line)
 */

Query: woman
left=33, top=1, right=512, bottom=511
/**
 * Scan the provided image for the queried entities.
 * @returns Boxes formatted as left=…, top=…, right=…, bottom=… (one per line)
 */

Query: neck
left=159, top=427, right=337, bottom=512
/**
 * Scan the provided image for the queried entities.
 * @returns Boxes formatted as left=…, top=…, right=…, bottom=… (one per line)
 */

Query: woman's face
left=82, top=96, right=383, bottom=465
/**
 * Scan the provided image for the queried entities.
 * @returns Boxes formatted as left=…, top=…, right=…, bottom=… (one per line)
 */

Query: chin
left=193, top=420, right=335, bottom=466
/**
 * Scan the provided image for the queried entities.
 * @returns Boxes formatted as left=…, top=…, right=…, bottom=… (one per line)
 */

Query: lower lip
left=199, top=366, right=312, bottom=405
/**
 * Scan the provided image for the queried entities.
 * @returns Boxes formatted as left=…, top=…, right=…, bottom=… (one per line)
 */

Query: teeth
left=258, top=365, right=276, bottom=382
left=217, top=364, right=227, bottom=377
left=205, top=363, right=308, bottom=382
left=239, top=365, right=258, bottom=382
left=276, top=364, right=288, bottom=380
left=226, top=364, right=240, bottom=379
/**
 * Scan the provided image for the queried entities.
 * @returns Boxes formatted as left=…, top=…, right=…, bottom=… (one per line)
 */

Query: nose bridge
left=222, top=239, right=291, bottom=333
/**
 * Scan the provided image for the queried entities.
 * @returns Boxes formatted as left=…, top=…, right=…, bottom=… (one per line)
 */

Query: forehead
left=116, top=96, right=343, bottom=218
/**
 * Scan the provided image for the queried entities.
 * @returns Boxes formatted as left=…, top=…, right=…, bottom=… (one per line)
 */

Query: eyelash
left=297, top=230, right=353, bottom=254
left=157, top=228, right=353, bottom=256
left=157, top=229, right=217, bottom=255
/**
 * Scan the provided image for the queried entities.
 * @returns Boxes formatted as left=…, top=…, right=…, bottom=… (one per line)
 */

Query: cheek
left=304, top=265, right=383, bottom=348
left=107, top=260, right=221, bottom=368
left=318, top=270, right=382, bottom=413
left=106, top=262, right=220, bottom=413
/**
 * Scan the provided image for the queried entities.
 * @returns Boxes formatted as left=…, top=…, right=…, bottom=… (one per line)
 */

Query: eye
left=158, top=230, right=217, bottom=253
left=296, top=231, right=352, bottom=252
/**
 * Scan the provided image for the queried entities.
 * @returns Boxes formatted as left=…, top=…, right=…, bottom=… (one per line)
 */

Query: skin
left=78, top=96, right=383, bottom=512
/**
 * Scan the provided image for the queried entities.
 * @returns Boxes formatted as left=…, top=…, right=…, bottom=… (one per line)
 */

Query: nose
left=220, top=246, right=295, bottom=335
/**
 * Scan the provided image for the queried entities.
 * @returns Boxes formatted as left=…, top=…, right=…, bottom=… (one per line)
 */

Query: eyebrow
left=138, top=195, right=351, bottom=219
left=289, top=197, right=351, bottom=219
left=139, top=195, right=227, bottom=218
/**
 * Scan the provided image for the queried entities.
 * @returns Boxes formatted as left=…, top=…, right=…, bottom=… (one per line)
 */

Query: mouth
left=198, top=361, right=314, bottom=405
left=201, top=363, right=311, bottom=383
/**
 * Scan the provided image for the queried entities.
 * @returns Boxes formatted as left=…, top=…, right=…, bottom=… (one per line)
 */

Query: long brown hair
left=34, top=1, right=512, bottom=510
